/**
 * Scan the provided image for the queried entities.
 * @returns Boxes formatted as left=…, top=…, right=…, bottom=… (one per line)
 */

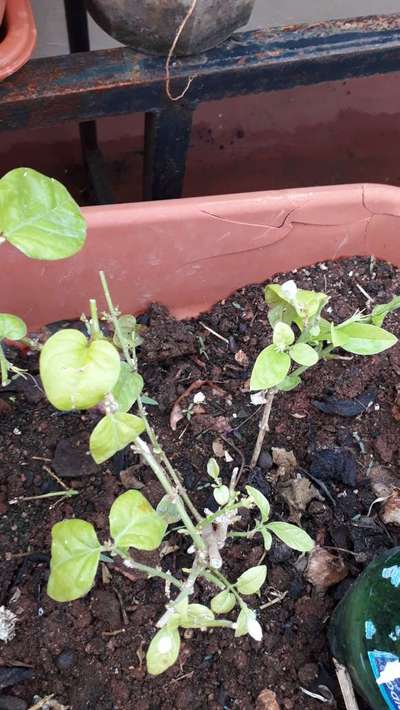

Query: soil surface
left=1, top=256, right=400, bottom=710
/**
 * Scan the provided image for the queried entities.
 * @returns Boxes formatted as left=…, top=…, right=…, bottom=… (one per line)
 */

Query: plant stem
left=250, top=387, right=277, bottom=468
left=0, top=343, right=9, bottom=386
left=197, top=501, right=242, bottom=529
left=99, top=270, right=202, bottom=523
left=115, top=548, right=183, bottom=590
left=135, top=436, right=206, bottom=552
left=89, top=299, right=101, bottom=338
left=9, top=490, right=78, bottom=504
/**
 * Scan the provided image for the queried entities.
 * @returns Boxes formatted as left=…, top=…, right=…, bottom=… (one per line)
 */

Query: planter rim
left=3, top=182, right=400, bottom=329
left=0, top=0, right=36, bottom=81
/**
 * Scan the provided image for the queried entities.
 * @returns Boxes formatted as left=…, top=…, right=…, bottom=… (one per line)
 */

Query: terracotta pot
left=86, top=0, right=256, bottom=56
left=2, top=183, right=400, bottom=330
left=0, top=0, right=36, bottom=81
left=0, top=0, right=5, bottom=26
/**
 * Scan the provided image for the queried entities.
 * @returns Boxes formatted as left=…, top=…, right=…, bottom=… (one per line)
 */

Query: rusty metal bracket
left=0, top=12, right=400, bottom=200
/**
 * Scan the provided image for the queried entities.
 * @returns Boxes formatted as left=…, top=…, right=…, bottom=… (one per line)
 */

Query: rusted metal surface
left=1, top=13, right=400, bottom=199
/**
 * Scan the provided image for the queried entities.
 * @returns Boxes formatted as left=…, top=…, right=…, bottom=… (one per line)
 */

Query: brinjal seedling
left=250, top=279, right=399, bottom=466
left=42, top=273, right=315, bottom=676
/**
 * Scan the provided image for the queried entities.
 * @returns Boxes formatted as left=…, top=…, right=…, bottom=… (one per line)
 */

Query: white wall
left=31, top=0, right=400, bottom=58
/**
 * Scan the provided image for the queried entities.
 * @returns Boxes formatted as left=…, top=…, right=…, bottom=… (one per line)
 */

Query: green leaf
left=109, top=490, right=166, bottom=551
left=214, top=485, right=230, bottom=507
left=113, top=315, right=137, bottom=349
left=141, top=395, right=159, bottom=406
left=234, top=608, right=249, bottom=637
left=265, top=283, right=328, bottom=326
left=289, top=343, right=319, bottom=367
left=40, top=329, right=121, bottom=411
left=0, top=168, right=86, bottom=259
left=156, top=495, right=181, bottom=525
left=234, top=607, right=262, bottom=640
left=273, top=322, right=295, bottom=350
left=309, top=317, right=332, bottom=343
left=267, top=522, right=315, bottom=552
left=250, top=345, right=291, bottom=391
left=0, top=314, right=27, bottom=341
left=111, top=363, right=143, bottom=413
left=47, top=520, right=101, bottom=602
left=236, top=565, right=267, bottom=595
left=90, top=413, right=145, bottom=464
left=371, top=296, right=400, bottom=327
left=179, top=604, right=215, bottom=629
left=207, top=457, right=220, bottom=481
left=276, top=374, right=302, bottom=392
left=331, top=321, right=397, bottom=355
left=245, top=485, right=270, bottom=522
left=211, top=590, right=236, bottom=615
left=146, top=627, right=181, bottom=676
left=261, top=528, right=273, bottom=551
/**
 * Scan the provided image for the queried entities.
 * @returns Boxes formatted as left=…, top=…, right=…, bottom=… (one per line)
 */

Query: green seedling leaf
left=331, top=321, right=397, bottom=355
left=236, top=565, right=267, bottom=595
left=180, top=604, right=215, bottom=629
left=146, top=626, right=181, bottom=676
left=265, top=283, right=328, bottom=326
left=267, top=522, right=315, bottom=552
left=207, top=457, right=220, bottom=481
left=276, top=374, right=301, bottom=392
left=156, top=495, right=181, bottom=525
left=0, top=168, right=86, bottom=259
left=110, top=489, right=166, bottom=551
left=0, top=314, right=27, bottom=341
left=47, top=520, right=101, bottom=602
left=235, top=607, right=262, bottom=641
left=250, top=345, right=291, bottom=391
left=261, top=528, right=273, bottom=551
left=211, top=589, right=236, bottom=615
left=90, top=412, right=145, bottom=464
left=214, top=485, right=230, bottom=507
left=40, top=329, right=121, bottom=411
left=245, top=485, right=270, bottom=522
left=141, top=395, right=159, bottom=406
left=371, top=296, right=400, bottom=327
left=309, top=317, right=331, bottom=343
left=273, top=322, right=295, bottom=350
left=113, top=315, right=137, bottom=349
left=289, top=343, right=319, bottom=367
left=111, top=362, right=143, bottom=413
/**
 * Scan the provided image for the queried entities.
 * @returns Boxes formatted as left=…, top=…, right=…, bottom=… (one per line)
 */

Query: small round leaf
left=250, top=345, right=291, bottom=391
left=47, top=520, right=101, bottom=602
left=214, top=485, right=230, bottom=507
left=146, top=627, right=181, bottom=676
left=0, top=168, right=86, bottom=260
left=0, top=314, right=27, bottom=341
left=236, top=565, right=267, bottom=595
left=40, top=330, right=121, bottom=411
left=273, top=322, right=295, bottom=350
left=90, top=413, right=145, bottom=464
left=110, top=490, right=166, bottom=551
left=289, top=343, right=319, bottom=367
left=267, top=522, right=315, bottom=552
left=179, top=604, right=215, bottom=629
left=211, top=590, right=236, bottom=615
left=207, top=457, right=220, bottom=481
left=246, top=485, right=270, bottom=522
left=156, top=495, right=181, bottom=525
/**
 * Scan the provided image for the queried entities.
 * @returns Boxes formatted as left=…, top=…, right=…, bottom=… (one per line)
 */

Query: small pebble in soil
left=258, top=450, right=273, bottom=470
left=0, top=668, right=33, bottom=690
left=56, top=648, right=76, bottom=671
left=309, top=447, right=358, bottom=487
left=0, top=697, right=28, bottom=710
left=255, top=688, right=280, bottom=710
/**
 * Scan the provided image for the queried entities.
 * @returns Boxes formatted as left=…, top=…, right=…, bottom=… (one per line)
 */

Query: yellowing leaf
left=146, top=627, right=181, bottom=676
left=109, top=490, right=166, bottom=551
left=111, top=363, right=143, bottom=413
left=47, top=520, right=101, bottom=602
left=236, top=565, right=267, bottom=595
left=40, top=330, right=121, bottom=411
left=250, top=345, right=291, bottom=391
left=211, top=590, right=236, bottom=615
left=90, top=413, right=145, bottom=464
left=289, top=343, right=319, bottom=367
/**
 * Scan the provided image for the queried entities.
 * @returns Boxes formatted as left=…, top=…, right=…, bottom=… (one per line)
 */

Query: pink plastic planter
left=2, top=184, right=400, bottom=329
left=0, top=0, right=36, bottom=82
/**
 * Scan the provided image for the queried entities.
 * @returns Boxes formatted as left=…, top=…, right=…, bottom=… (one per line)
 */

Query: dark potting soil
left=1, top=256, right=400, bottom=710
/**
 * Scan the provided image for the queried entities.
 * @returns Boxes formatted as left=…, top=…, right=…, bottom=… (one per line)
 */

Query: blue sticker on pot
left=365, top=620, right=376, bottom=640
left=368, top=650, right=400, bottom=709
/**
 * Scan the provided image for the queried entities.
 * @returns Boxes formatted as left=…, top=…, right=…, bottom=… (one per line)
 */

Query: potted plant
left=86, top=0, right=256, bottom=55
left=0, top=0, right=36, bottom=81
left=2, top=177, right=400, bottom=708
